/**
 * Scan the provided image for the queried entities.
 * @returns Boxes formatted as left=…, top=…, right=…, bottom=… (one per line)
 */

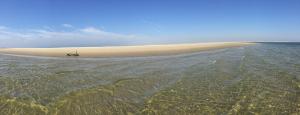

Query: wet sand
left=0, top=42, right=254, bottom=57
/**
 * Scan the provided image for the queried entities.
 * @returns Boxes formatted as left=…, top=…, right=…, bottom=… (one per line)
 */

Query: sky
left=0, top=0, right=300, bottom=47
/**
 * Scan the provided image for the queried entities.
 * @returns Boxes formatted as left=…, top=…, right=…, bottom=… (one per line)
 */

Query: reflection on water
left=0, top=43, right=299, bottom=114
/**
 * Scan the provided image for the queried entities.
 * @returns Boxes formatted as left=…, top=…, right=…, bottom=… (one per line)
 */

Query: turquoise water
left=0, top=43, right=299, bottom=114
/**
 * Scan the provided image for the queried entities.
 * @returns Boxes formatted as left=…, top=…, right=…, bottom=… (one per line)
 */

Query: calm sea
left=0, top=43, right=299, bottom=114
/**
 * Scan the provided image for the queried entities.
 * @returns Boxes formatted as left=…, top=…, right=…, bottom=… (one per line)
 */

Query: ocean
left=0, top=43, right=299, bottom=114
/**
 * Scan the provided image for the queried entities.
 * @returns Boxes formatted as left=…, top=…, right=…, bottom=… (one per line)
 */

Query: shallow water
left=0, top=43, right=299, bottom=114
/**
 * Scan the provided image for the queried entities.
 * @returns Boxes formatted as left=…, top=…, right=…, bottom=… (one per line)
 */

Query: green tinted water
left=0, top=43, right=299, bottom=114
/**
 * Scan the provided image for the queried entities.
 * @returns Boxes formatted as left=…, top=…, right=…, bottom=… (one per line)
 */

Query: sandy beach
left=0, top=42, right=254, bottom=57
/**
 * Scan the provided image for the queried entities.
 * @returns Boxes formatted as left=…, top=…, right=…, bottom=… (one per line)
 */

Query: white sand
left=0, top=42, right=254, bottom=58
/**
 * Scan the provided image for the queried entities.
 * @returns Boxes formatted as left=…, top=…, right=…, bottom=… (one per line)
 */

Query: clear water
left=0, top=43, right=299, bottom=114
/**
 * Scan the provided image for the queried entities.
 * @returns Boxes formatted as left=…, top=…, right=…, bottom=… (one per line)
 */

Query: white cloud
left=0, top=26, right=7, bottom=30
left=62, top=24, right=73, bottom=28
left=80, top=27, right=137, bottom=39
left=0, top=26, right=139, bottom=48
left=80, top=27, right=106, bottom=34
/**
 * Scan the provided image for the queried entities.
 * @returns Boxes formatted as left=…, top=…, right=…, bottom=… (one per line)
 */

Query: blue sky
left=0, top=0, right=300, bottom=47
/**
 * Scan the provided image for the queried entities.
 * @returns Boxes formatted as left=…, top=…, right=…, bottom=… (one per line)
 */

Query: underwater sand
left=0, top=43, right=299, bottom=114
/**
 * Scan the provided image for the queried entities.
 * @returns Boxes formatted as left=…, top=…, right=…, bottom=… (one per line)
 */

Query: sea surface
left=0, top=43, right=299, bottom=114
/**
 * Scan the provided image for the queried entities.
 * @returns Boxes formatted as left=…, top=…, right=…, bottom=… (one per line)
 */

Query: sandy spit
left=0, top=42, right=255, bottom=58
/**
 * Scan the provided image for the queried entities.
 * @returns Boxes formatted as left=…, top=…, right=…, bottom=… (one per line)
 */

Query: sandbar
left=0, top=42, right=255, bottom=58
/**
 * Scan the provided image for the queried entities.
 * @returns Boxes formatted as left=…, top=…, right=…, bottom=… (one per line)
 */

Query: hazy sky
left=0, top=0, right=299, bottom=47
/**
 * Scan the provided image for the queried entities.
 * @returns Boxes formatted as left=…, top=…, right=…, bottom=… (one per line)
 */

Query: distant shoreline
left=0, top=42, right=255, bottom=58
